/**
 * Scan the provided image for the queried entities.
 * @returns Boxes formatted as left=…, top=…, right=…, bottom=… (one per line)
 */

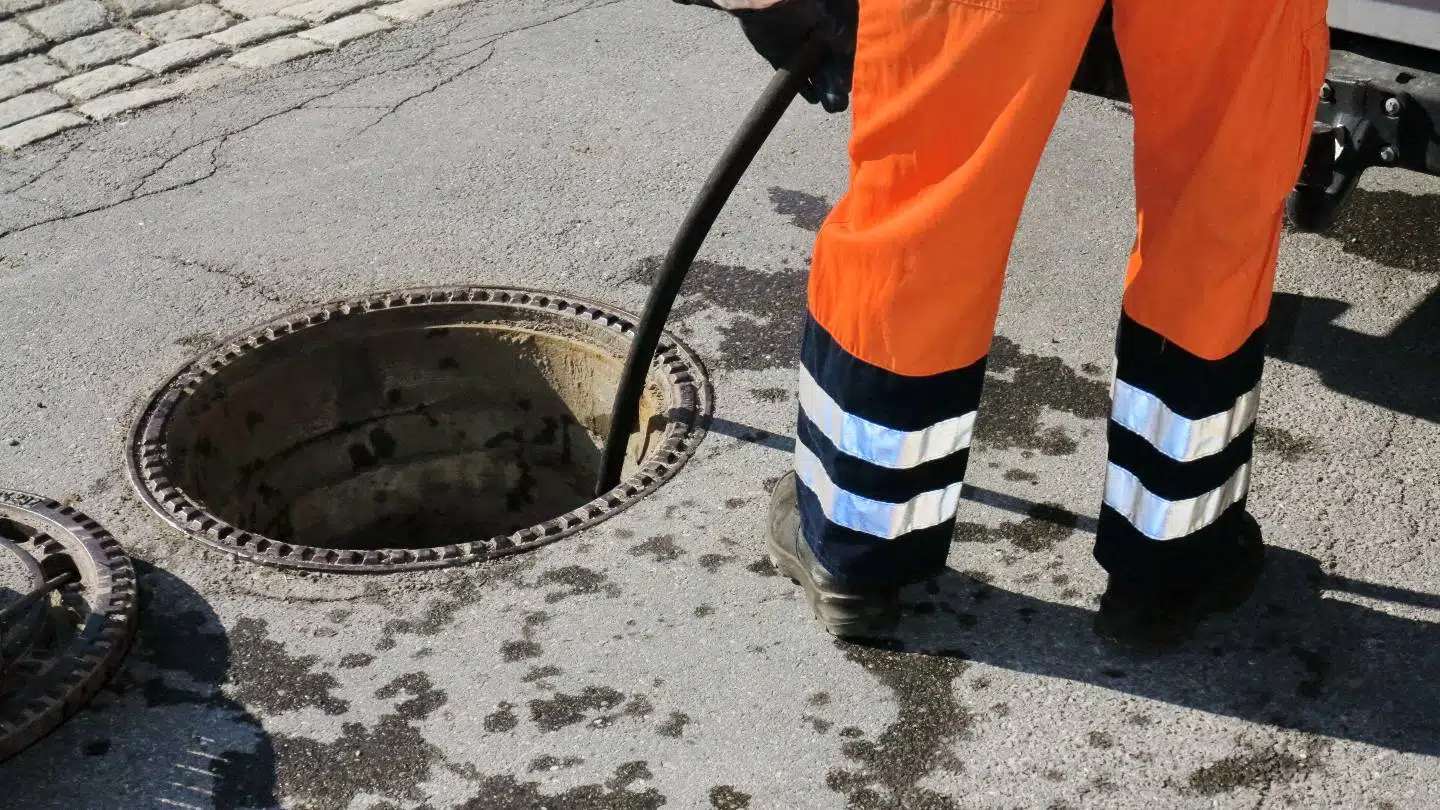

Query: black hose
left=594, top=38, right=829, bottom=496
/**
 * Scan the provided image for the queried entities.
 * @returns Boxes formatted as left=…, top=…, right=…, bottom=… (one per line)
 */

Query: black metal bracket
left=1287, top=36, right=1440, bottom=231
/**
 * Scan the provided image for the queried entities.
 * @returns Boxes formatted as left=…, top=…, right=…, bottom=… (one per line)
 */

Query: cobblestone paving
left=0, top=0, right=467, bottom=148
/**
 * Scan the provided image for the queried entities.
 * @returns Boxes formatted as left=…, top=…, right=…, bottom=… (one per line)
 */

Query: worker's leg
left=798, top=0, right=1104, bottom=589
left=1097, top=1, right=1328, bottom=589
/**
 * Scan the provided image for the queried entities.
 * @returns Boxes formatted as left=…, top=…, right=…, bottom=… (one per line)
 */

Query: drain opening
left=128, top=287, right=711, bottom=572
left=0, top=491, right=137, bottom=763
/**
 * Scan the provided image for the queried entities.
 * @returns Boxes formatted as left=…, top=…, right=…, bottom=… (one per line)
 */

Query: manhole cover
left=0, top=490, right=138, bottom=763
left=128, top=287, right=711, bottom=572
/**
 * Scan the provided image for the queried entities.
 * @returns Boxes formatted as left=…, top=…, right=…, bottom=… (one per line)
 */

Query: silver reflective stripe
left=1103, top=462, right=1252, bottom=541
left=1110, top=379, right=1260, bottom=462
left=795, top=444, right=963, bottom=540
left=798, top=368, right=974, bottom=470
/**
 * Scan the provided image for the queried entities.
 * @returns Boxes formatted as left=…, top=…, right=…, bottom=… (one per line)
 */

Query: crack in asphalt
left=0, top=0, right=629, bottom=242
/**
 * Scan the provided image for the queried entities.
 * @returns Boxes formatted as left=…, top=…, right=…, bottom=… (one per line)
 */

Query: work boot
left=767, top=472, right=901, bottom=639
left=1094, top=513, right=1266, bottom=648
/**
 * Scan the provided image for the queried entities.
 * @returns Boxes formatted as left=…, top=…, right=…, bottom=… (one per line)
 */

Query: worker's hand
left=673, top=0, right=858, bottom=114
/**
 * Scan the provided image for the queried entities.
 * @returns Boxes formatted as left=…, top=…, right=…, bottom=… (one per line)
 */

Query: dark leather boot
left=767, top=472, right=900, bottom=638
left=1094, top=512, right=1266, bottom=648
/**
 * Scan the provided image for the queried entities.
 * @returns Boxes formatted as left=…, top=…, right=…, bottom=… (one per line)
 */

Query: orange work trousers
left=795, top=0, right=1329, bottom=589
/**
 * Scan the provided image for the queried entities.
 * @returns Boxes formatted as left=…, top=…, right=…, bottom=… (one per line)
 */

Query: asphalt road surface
left=0, top=2, right=1436, bottom=808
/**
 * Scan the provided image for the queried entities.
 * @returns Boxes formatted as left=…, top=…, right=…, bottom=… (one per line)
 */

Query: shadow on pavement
left=1268, top=188, right=1439, bottom=423
left=1321, top=187, right=1440, bottom=275
left=851, top=547, right=1438, bottom=757
left=1, top=559, right=279, bottom=810
left=1268, top=287, right=1439, bottom=423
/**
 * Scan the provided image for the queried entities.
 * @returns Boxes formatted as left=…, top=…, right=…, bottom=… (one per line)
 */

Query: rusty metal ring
left=0, top=491, right=138, bottom=762
left=127, top=286, right=713, bottom=573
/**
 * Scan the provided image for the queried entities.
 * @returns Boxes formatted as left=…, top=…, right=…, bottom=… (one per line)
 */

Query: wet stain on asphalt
left=338, top=653, right=374, bottom=669
left=529, top=686, right=627, bottom=732
left=539, top=565, right=622, bottom=603
left=699, top=553, right=736, bottom=573
left=751, top=386, right=791, bottom=402
left=1183, top=738, right=1330, bottom=796
left=227, top=618, right=349, bottom=715
left=523, top=664, right=563, bottom=685
left=629, top=535, right=685, bottom=563
left=827, top=643, right=975, bottom=809
left=81, top=738, right=110, bottom=756
left=710, top=784, right=754, bottom=809
left=1255, top=424, right=1318, bottom=461
left=484, top=702, right=519, bottom=732
left=607, top=761, right=654, bottom=790
left=623, top=695, right=656, bottom=719
left=627, top=256, right=806, bottom=371
left=272, top=700, right=444, bottom=810
left=449, top=764, right=665, bottom=809
left=656, top=711, right=691, bottom=738
left=502, top=611, right=551, bottom=661
left=529, top=755, right=585, bottom=771
left=376, top=672, right=447, bottom=721
left=976, top=337, right=1110, bottom=455
left=502, top=639, right=541, bottom=661
left=804, top=714, right=834, bottom=734
left=376, top=556, right=534, bottom=649
left=747, top=557, right=779, bottom=577
left=953, top=502, right=1078, bottom=553
left=768, top=187, right=831, bottom=232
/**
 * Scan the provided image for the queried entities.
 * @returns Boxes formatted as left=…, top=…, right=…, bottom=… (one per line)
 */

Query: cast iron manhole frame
left=0, top=490, right=138, bottom=763
left=126, top=286, right=712, bottom=573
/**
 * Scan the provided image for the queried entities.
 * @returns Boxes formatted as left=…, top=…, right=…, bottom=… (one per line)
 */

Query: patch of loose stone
left=217, top=0, right=293, bottom=19
left=130, top=37, right=224, bottom=73
left=48, top=28, right=150, bottom=72
left=0, top=109, right=82, bottom=149
left=227, top=33, right=323, bottom=67
left=76, top=85, right=177, bottom=120
left=0, top=0, right=48, bottom=17
left=0, top=56, right=68, bottom=102
left=0, top=21, right=46, bottom=61
left=51, top=63, right=146, bottom=100
left=0, top=0, right=480, bottom=150
left=277, top=0, right=380, bottom=25
left=110, top=0, right=192, bottom=16
left=370, top=0, right=465, bottom=21
left=134, top=4, right=234, bottom=42
left=0, top=88, right=64, bottom=128
left=296, top=11, right=386, bottom=47
left=205, top=14, right=300, bottom=47
left=22, top=0, right=109, bottom=44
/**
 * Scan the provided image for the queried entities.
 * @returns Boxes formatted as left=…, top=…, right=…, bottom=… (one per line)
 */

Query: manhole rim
left=0, top=535, right=47, bottom=668
left=125, top=285, right=713, bottom=573
left=0, top=490, right=138, bottom=763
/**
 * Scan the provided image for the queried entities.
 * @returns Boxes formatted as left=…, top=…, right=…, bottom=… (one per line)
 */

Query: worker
left=676, top=0, right=1329, bottom=646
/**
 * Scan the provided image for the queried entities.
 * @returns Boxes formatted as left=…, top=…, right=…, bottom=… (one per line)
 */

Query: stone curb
left=0, top=0, right=473, bottom=151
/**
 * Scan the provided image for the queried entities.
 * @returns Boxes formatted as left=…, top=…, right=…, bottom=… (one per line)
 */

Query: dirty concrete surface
left=0, top=1, right=1436, bottom=808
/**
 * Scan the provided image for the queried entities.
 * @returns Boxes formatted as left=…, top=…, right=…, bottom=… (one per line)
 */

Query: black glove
left=674, top=0, right=858, bottom=114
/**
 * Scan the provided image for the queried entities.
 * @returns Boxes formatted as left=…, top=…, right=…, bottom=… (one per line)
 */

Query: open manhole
left=0, top=490, right=137, bottom=762
left=128, top=287, right=711, bottom=572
